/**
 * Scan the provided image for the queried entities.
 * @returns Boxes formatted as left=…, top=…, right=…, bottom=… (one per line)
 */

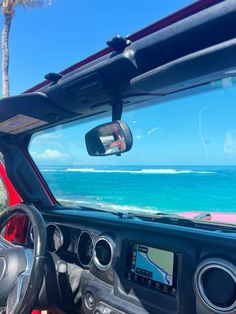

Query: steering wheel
left=0, top=204, right=47, bottom=314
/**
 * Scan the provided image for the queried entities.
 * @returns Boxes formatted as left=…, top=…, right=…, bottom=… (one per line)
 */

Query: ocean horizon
left=39, top=165, right=236, bottom=214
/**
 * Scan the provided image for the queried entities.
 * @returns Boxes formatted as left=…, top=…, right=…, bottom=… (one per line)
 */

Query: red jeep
left=0, top=1, right=236, bottom=313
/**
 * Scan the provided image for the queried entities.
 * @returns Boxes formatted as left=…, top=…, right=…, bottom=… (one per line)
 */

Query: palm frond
left=16, top=0, right=53, bottom=7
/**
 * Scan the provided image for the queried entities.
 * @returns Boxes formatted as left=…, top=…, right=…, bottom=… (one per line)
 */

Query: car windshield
left=29, top=78, right=236, bottom=225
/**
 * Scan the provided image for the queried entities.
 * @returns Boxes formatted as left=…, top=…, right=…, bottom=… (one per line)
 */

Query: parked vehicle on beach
left=0, top=0, right=235, bottom=313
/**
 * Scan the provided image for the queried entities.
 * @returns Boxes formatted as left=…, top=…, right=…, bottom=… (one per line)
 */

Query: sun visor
left=0, top=93, right=76, bottom=136
left=131, top=38, right=236, bottom=94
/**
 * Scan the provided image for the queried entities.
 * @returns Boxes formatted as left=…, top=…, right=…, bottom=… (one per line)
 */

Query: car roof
left=0, top=0, right=234, bottom=141
left=25, top=0, right=225, bottom=94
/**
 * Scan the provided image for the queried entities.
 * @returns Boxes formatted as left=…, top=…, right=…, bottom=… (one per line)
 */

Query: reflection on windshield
left=29, top=78, right=236, bottom=225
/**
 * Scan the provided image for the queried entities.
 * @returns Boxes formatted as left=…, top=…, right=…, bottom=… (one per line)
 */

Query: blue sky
left=0, top=0, right=194, bottom=95
left=30, top=78, right=236, bottom=166
left=2, top=0, right=236, bottom=167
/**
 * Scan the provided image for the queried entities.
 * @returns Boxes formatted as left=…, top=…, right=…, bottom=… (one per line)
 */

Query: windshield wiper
left=131, top=212, right=196, bottom=227
left=68, top=202, right=199, bottom=225
left=132, top=212, right=236, bottom=230
left=62, top=202, right=141, bottom=218
left=68, top=203, right=185, bottom=223
left=60, top=202, right=236, bottom=229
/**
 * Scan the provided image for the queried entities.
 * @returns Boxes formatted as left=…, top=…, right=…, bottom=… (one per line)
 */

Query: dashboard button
left=94, top=304, right=108, bottom=314
left=85, top=292, right=95, bottom=310
left=55, top=260, right=67, bottom=273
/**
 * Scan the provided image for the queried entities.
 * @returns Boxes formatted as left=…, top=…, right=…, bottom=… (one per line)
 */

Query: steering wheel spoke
left=6, top=275, right=29, bottom=314
left=0, top=235, right=15, bottom=250
left=6, top=249, right=32, bottom=314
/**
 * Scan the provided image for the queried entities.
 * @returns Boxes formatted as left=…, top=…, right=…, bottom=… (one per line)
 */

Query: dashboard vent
left=194, top=258, right=236, bottom=313
left=93, top=236, right=114, bottom=270
left=77, top=231, right=94, bottom=267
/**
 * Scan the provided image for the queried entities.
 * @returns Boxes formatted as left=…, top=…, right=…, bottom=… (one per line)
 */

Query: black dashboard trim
left=41, top=207, right=236, bottom=314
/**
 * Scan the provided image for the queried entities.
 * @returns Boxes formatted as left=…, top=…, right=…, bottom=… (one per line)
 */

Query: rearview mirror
left=85, top=120, right=133, bottom=156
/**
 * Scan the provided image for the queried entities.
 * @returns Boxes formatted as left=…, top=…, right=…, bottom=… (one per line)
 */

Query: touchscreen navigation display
left=126, top=243, right=176, bottom=294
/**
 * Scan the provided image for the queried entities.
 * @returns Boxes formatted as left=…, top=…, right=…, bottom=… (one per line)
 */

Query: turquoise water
left=40, top=166, right=236, bottom=213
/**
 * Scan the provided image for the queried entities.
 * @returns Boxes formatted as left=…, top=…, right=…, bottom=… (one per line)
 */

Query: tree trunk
left=2, top=14, right=12, bottom=97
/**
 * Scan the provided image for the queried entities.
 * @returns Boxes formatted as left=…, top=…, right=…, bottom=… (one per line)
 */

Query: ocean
left=40, top=166, right=236, bottom=214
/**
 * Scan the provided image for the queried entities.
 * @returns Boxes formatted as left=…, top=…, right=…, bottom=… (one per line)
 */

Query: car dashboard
left=28, top=207, right=236, bottom=314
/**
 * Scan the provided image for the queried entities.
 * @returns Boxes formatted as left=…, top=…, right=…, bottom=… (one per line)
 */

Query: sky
left=30, top=78, right=236, bottom=167
left=2, top=0, right=236, bottom=167
left=0, top=0, right=194, bottom=95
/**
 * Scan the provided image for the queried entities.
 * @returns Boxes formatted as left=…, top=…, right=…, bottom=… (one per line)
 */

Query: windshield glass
left=29, top=79, right=236, bottom=224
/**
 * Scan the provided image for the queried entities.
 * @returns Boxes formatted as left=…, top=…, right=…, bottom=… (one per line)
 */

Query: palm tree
left=0, top=0, right=53, bottom=97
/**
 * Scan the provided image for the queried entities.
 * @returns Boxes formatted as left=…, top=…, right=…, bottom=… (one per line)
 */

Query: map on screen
left=131, top=245, right=174, bottom=286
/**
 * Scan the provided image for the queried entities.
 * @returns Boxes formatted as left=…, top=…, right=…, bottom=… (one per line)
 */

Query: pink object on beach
left=179, top=211, right=236, bottom=224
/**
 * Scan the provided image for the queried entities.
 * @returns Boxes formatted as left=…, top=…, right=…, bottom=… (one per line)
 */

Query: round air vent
left=47, top=224, right=64, bottom=253
left=77, top=231, right=94, bottom=267
left=93, top=236, right=114, bottom=270
left=194, top=258, right=236, bottom=313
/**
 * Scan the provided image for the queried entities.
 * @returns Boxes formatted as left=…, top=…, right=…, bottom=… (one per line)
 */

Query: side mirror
left=85, top=120, right=133, bottom=156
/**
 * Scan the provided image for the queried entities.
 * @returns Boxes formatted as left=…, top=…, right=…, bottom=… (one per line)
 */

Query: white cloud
left=31, top=149, right=69, bottom=160
left=224, top=130, right=236, bottom=154
left=31, top=133, right=64, bottom=150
